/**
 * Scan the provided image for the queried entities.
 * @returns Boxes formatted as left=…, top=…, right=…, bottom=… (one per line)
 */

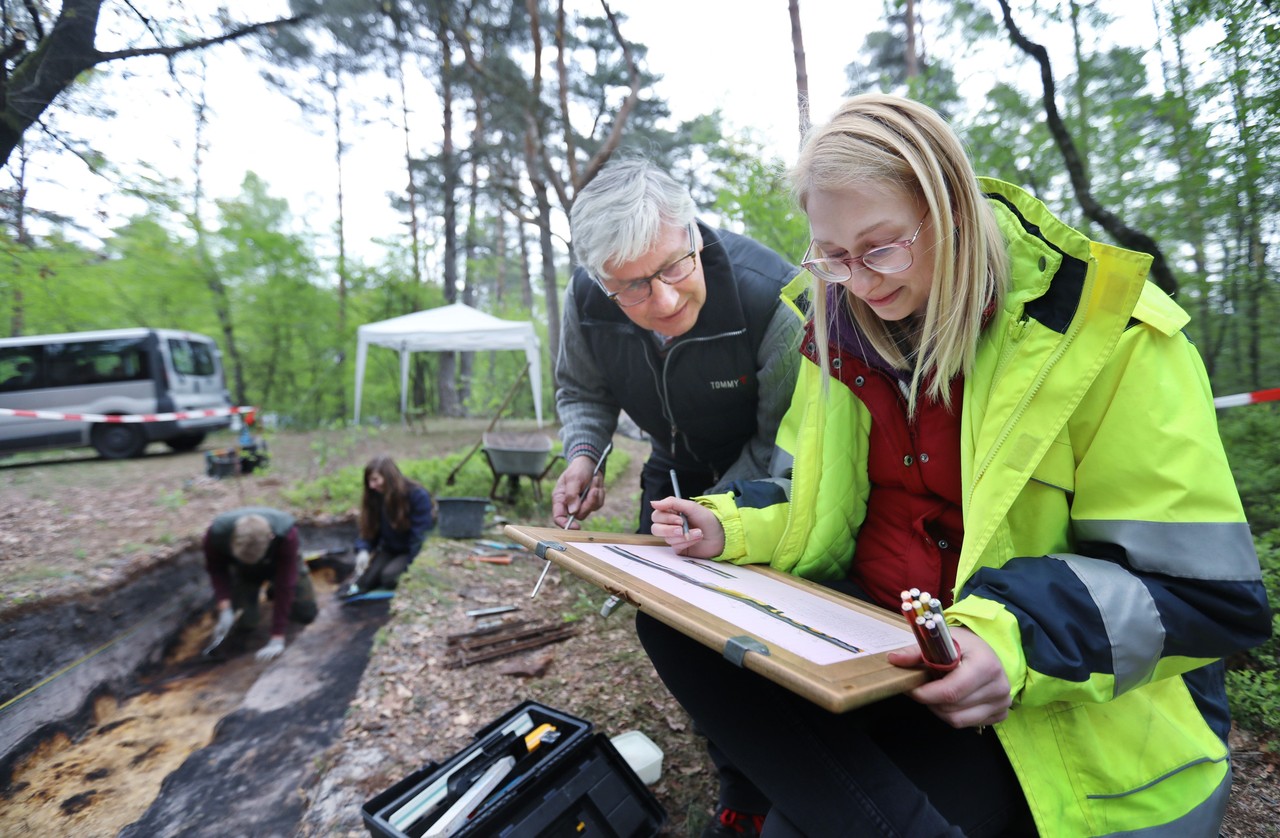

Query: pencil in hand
left=669, top=468, right=690, bottom=536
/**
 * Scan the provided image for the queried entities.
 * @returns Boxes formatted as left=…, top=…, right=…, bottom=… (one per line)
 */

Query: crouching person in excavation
left=202, top=507, right=317, bottom=661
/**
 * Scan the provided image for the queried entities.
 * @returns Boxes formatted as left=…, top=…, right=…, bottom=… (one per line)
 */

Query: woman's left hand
left=887, top=625, right=1012, bottom=729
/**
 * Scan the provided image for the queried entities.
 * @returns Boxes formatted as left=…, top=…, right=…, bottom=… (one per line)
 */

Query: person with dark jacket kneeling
left=346, top=455, right=435, bottom=596
left=203, top=506, right=317, bottom=661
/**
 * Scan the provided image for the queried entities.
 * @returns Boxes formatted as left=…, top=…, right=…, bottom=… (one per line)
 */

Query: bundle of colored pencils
left=900, top=588, right=960, bottom=669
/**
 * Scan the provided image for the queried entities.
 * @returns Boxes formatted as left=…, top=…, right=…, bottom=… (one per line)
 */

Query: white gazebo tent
left=353, top=302, right=543, bottom=425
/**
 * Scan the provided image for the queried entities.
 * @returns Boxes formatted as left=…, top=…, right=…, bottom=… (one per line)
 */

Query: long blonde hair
left=790, top=94, right=1008, bottom=415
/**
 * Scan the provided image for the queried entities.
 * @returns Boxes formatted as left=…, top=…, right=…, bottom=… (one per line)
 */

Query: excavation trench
left=0, top=523, right=391, bottom=838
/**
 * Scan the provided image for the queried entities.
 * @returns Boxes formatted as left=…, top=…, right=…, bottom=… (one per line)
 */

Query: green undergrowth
left=1225, top=530, right=1280, bottom=739
left=1219, top=409, right=1280, bottom=747
left=282, top=439, right=632, bottom=525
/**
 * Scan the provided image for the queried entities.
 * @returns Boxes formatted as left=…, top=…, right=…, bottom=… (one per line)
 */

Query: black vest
left=571, top=223, right=795, bottom=480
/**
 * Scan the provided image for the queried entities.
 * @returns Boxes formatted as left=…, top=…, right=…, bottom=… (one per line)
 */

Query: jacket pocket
left=1045, top=680, right=1228, bottom=831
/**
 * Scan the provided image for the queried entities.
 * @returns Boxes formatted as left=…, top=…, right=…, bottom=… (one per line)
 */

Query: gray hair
left=231, top=514, right=273, bottom=563
left=570, top=158, right=696, bottom=281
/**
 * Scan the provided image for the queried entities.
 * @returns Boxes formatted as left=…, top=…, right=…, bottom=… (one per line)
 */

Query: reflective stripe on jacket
left=700, top=179, right=1271, bottom=836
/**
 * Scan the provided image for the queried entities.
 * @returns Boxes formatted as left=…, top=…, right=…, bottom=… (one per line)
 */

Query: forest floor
left=0, top=420, right=1276, bottom=837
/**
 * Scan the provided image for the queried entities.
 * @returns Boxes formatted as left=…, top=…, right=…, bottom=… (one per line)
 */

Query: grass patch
left=8, top=567, right=78, bottom=584
left=282, top=439, right=631, bottom=526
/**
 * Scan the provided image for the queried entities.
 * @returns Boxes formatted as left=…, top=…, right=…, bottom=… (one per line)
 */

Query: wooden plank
left=445, top=619, right=579, bottom=668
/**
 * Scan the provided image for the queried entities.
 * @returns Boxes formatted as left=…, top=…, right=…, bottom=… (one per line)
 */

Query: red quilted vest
left=806, top=321, right=964, bottom=610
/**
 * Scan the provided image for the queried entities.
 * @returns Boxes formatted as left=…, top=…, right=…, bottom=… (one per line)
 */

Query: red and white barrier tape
left=0, top=405, right=256, bottom=423
left=1213, top=388, right=1280, bottom=409
left=6, top=389, right=1272, bottom=421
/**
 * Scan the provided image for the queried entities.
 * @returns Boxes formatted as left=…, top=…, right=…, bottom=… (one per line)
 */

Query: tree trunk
left=329, top=56, right=349, bottom=420
left=904, top=0, right=919, bottom=77
left=788, top=0, right=810, bottom=145
left=1162, top=4, right=1219, bottom=375
left=190, top=57, right=246, bottom=405
left=518, top=214, right=534, bottom=311
left=435, top=9, right=463, bottom=418
left=1067, top=0, right=1092, bottom=236
left=1224, top=31, right=1265, bottom=388
left=7, top=144, right=31, bottom=336
left=527, top=127, right=561, bottom=364
left=460, top=99, right=488, bottom=409
left=0, top=0, right=103, bottom=167
left=525, top=0, right=561, bottom=361
left=393, top=24, right=424, bottom=288
left=495, top=209, right=509, bottom=305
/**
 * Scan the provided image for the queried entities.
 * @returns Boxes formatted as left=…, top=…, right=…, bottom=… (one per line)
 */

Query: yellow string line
left=0, top=598, right=189, bottom=715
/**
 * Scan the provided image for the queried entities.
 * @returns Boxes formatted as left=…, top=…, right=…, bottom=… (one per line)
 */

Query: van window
left=0, top=347, right=42, bottom=391
left=169, top=339, right=218, bottom=377
left=46, top=339, right=150, bottom=387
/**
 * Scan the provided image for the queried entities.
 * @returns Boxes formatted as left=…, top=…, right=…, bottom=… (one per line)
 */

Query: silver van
left=0, top=328, right=234, bottom=459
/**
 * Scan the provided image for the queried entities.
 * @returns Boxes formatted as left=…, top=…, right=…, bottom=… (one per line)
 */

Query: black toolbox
left=362, top=701, right=665, bottom=838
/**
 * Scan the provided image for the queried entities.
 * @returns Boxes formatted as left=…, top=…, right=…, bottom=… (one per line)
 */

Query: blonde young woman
left=641, top=94, right=1271, bottom=837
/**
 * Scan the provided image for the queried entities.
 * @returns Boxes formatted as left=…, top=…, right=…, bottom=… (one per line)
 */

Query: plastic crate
left=362, top=701, right=665, bottom=838
left=203, top=441, right=269, bottom=479
left=436, top=497, right=489, bottom=538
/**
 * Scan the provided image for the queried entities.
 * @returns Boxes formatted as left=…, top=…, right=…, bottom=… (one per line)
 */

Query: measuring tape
left=0, top=405, right=257, bottom=423
left=1213, top=388, right=1280, bottom=409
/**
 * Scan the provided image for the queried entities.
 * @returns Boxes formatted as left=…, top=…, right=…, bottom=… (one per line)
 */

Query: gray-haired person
left=203, top=507, right=317, bottom=662
left=551, top=157, right=803, bottom=837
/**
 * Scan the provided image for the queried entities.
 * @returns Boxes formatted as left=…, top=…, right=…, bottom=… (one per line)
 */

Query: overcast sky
left=13, top=0, right=1145, bottom=264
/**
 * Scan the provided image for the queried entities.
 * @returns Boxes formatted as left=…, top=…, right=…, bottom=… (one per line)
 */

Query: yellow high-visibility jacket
left=700, top=179, right=1271, bottom=836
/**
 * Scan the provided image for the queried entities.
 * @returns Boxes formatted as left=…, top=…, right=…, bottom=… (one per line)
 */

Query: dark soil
left=119, top=592, right=390, bottom=838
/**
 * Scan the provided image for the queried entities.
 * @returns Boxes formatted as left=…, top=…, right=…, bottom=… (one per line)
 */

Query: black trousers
left=356, top=551, right=412, bottom=591
left=637, top=459, right=771, bottom=815
left=636, top=612, right=1034, bottom=837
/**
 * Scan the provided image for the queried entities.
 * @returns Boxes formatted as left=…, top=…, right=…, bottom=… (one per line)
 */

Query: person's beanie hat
left=231, top=514, right=273, bottom=563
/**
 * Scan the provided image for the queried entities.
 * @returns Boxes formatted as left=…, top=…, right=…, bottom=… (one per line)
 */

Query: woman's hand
left=649, top=497, right=725, bottom=558
left=887, top=625, right=1012, bottom=729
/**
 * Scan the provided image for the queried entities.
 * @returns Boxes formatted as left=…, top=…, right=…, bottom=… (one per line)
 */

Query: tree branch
left=0, top=0, right=310, bottom=169
left=996, top=0, right=1178, bottom=295
left=574, top=0, right=639, bottom=190
left=22, top=0, right=46, bottom=42
left=556, top=0, right=578, bottom=188
left=95, top=15, right=309, bottom=63
left=1, top=30, right=28, bottom=66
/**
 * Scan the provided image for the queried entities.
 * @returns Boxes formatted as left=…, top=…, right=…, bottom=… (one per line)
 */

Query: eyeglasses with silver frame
left=800, top=212, right=928, bottom=283
left=598, top=223, right=698, bottom=307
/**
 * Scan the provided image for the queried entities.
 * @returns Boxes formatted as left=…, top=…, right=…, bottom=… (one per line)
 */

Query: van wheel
left=165, top=433, right=206, bottom=453
left=91, top=424, right=147, bottom=459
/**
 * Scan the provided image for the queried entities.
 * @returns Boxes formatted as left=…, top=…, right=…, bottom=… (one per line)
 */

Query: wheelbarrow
left=481, top=432, right=564, bottom=503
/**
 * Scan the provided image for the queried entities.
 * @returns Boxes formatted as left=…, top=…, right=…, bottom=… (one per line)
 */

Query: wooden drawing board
left=504, top=526, right=928, bottom=713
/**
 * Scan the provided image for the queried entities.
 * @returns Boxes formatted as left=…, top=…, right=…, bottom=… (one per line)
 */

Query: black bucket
left=436, top=497, right=489, bottom=539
